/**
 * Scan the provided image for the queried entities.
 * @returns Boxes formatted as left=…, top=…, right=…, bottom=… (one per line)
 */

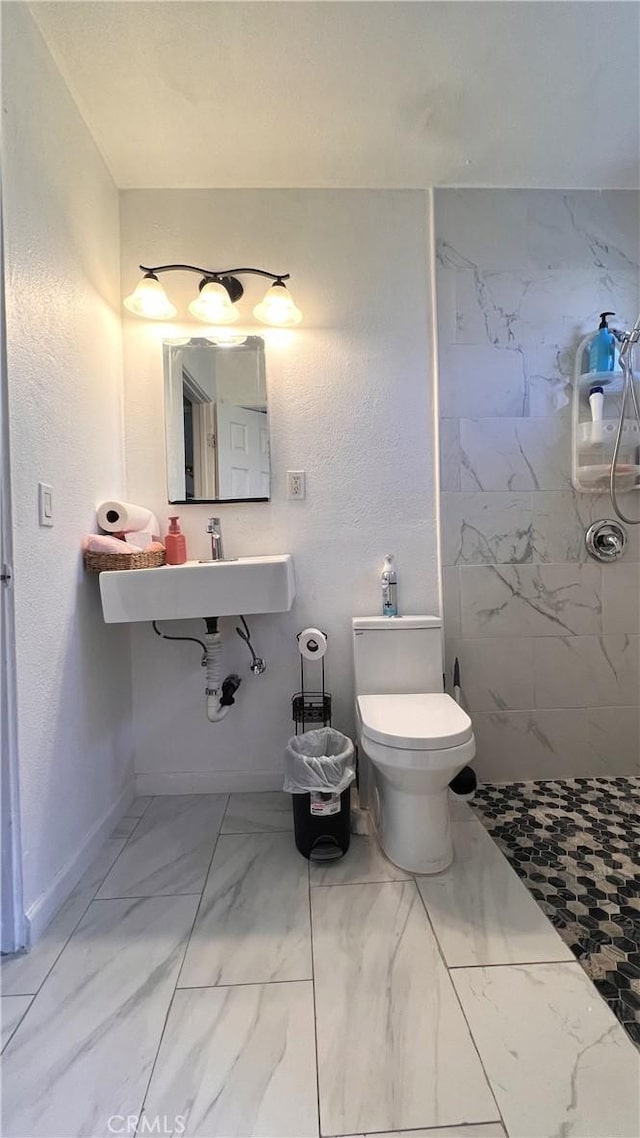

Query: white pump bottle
left=381, top=553, right=398, bottom=617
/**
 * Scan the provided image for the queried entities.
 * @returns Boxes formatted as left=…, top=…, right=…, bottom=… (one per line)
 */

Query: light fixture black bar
left=139, top=263, right=290, bottom=282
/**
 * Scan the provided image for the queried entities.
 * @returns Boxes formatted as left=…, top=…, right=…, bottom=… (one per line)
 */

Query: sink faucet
left=206, top=517, right=225, bottom=561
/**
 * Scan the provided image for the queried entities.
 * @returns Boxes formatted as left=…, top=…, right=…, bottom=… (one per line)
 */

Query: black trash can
left=284, top=727, right=355, bottom=862
left=292, top=786, right=351, bottom=861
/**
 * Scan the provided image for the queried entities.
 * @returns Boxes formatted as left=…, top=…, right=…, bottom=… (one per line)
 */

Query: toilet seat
left=357, top=692, right=473, bottom=751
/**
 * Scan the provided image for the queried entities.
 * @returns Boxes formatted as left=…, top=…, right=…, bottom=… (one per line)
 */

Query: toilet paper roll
left=298, top=627, right=328, bottom=661
left=97, top=501, right=160, bottom=539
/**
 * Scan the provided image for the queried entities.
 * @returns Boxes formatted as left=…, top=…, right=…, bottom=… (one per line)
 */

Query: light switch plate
left=38, top=482, right=54, bottom=527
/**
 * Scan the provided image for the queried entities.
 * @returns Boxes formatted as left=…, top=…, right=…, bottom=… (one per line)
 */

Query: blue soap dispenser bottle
left=381, top=553, right=398, bottom=617
left=588, top=311, right=616, bottom=374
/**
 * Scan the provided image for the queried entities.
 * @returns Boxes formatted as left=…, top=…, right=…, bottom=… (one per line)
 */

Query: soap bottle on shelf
left=165, top=516, right=187, bottom=565
left=588, top=312, right=616, bottom=374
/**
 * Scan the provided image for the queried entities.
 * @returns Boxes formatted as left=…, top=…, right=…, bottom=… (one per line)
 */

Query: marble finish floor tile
left=311, top=880, right=498, bottom=1136
left=342, top=1127, right=506, bottom=1138
left=221, top=791, right=293, bottom=833
left=310, top=835, right=411, bottom=886
left=416, top=818, right=574, bottom=967
left=98, top=794, right=227, bottom=898
left=127, top=796, right=153, bottom=817
left=452, top=962, right=640, bottom=1138
left=473, top=778, right=640, bottom=1046
left=179, top=832, right=311, bottom=987
left=143, top=981, right=318, bottom=1137
left=0, top=838, right=126, bottom=996
left=0, top=996, right=32, bottom=1052
left=1, top=894, right=199, bottom=1138
left=448, top=793, right=475, bottom=821
left=111, top=814, right=142, bottom=838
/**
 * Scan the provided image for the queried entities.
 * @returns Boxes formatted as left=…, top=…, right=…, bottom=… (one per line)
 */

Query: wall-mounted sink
left=99, top=554, right=295, bottom=623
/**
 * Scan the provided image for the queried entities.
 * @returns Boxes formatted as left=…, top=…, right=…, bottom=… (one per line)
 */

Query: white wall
left=121, top=189, right=438, bottom=792
left=2, top=5, right=134, bottom=935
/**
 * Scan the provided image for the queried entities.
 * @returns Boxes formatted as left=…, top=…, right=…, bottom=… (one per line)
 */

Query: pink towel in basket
left=82, top=534, right=132, bottom=554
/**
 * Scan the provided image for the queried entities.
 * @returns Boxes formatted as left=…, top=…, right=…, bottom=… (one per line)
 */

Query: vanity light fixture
left=123, top=263, right=303, bottom=327
left=253, top=280, right=303, bottom=327
left=189, top=280, right=240, bottom=324
left=123, top=272, right=177, bottom=320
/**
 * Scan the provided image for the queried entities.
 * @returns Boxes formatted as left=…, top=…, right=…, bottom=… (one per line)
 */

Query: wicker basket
left=84, top=548, right=166, bottom=573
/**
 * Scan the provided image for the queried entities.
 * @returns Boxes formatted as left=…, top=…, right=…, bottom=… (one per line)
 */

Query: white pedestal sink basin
left=99, top=555, right=295, bottom=623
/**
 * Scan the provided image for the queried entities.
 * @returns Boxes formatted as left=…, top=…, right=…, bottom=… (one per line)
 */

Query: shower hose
left=610, top=315, right=640, bottom=526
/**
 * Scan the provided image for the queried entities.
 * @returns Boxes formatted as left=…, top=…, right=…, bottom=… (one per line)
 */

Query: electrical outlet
left=287, top=470, right=306, bottom=500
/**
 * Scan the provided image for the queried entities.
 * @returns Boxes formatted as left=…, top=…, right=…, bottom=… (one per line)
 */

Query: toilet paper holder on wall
left=292, top=628, right=331, bottom=733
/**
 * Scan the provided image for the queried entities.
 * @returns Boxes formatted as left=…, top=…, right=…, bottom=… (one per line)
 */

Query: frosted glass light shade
left=253, top=281, right=303, bottom=327
left=189, top=280, right=240, bottom=324
left=124, top=275, right=177, bottom=320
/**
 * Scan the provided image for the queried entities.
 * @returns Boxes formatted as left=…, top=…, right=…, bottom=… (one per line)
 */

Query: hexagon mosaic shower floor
left=472, top=776, right=640, bottom=1048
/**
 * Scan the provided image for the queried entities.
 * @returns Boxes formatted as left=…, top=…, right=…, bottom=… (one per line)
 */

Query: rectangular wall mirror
left=163, top=336, right=270, bottom=503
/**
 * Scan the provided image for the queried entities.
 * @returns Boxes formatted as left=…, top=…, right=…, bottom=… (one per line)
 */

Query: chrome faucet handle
left=206, top=517, right=224, bottom=560
left=585, top=519, right=627, bottom=562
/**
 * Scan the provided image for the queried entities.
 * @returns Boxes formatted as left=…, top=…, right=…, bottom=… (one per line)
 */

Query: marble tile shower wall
left=435, top=189, right=640, bottom=782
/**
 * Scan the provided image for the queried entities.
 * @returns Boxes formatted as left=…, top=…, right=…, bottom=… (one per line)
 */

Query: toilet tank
left=352, top=616, right=444, bottom=696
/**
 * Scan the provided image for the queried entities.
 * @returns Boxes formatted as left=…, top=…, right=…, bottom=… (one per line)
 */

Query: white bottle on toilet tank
left=381, top=554, right=398, bottom=617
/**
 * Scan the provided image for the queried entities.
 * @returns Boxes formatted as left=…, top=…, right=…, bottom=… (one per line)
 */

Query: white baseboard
left=135, top=770, right=284, bottom=796
left=24, top=780, right=136, bottom=946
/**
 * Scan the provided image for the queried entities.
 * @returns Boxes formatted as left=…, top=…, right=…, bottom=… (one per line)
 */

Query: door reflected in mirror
left=163, top=336, right=270, bottom=502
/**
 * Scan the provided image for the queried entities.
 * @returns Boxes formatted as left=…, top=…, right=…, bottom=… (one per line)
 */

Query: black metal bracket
left=138, top=264, right=290, bottom=301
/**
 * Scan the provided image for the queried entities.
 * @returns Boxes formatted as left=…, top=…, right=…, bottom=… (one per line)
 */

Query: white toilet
left=353, top=615, right=475, bottom=874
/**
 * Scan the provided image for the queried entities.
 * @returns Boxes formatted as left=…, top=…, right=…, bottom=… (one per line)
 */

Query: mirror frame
left=163, top=335, right=270, bottom=505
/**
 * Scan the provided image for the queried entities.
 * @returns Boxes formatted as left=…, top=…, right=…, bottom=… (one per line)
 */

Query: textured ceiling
left=30, top=1, right=640, bottom=190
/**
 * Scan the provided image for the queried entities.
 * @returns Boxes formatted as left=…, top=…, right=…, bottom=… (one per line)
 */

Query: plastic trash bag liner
left=284, top=727, right=355, bottom=794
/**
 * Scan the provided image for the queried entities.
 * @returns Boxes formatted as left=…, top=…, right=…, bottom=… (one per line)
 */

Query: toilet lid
left=358, top=693, right=473, bottom=750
